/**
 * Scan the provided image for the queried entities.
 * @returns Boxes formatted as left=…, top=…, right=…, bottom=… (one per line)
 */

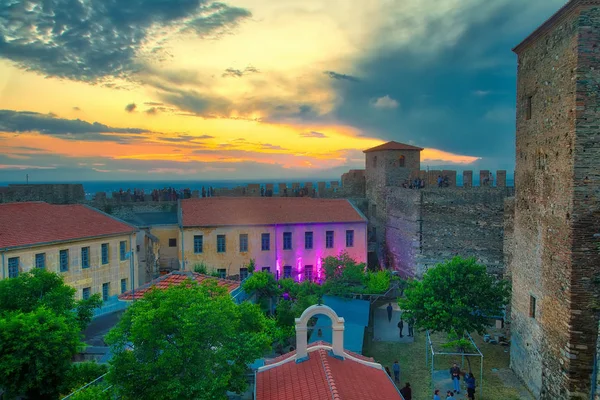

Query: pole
left=26, top=174, right=28, bottom=184
left=481, top=356, right=484, bottom=400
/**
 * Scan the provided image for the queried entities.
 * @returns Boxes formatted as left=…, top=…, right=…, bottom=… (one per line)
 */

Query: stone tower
left=510, top=1, right=600, bottom=398
left=363, top=141, right=422, bottom=268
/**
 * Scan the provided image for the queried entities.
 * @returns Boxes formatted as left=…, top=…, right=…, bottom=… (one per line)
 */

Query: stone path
left=373, top=302, right=415, bottom=343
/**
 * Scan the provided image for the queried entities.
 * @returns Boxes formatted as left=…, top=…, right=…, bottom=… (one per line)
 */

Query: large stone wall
left=0, top=184, right=85, bottom=204
left=510, top=4, right=600, bottom=399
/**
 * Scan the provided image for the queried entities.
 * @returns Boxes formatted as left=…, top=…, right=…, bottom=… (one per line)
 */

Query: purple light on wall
left=276, top=259, right=281, bottom=278
left=297, top=257, right=302, bottom=282
left=317, top=257, right=322, bottom=280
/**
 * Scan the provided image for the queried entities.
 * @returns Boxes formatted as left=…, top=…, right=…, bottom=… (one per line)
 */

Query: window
left=305, top=265, right=313, bottom=282
left=169, top=238, right=177, bottom=247
left=283, top=232, right=292, bottom=250
left=59, top=249, right=69, bottom=272
left=399, top=155, right=405, bottom=167
left=8, top=257, right=19, bottom=278
left=529, top=295, right=536, bottom=318
left=371, top=204, right=377, bottom=219
left=262, top=267, right=271, bottom=273
left=136, top=245, right=140, bottom=252
left=194, top=235, right=203, bottom=254
left=239, top=234, right=248, bottom=252
left=305, top=231, right=313, bottom=250
left=217, top=268, right=226, bottom=279
left=81, top=247, right=90, bottom=269
left=120, top=241, right=127, bottom=261
left=121, top=278, right=127, bottom=294
left=101, top=243, right=109, bottom=264
left=35, top=253, right=45, bottom=269
left=346, top=230, right=354, bottom=247
left=82, top=287, right=91, bottom=300
left=102, top=282, right=110, bottom=302
left=526, top=96, right=532, bottom=120
left=240, top=267, right=249, bottom=281
left=217, top=235, right=226, bottom=253
left=261, top=233, right=270, bottom=251
left=326, top=231, right=334, bottom=248
left=283, top=265, right=292, bottom=279
left=372, top=155, right=378, bottom=168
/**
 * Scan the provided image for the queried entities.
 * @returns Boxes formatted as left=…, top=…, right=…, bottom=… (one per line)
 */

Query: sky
left=0, top=0, right=566, bottom=182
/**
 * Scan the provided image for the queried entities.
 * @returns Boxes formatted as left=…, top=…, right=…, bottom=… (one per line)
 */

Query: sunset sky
left=0, top=0, right=565, bottom=182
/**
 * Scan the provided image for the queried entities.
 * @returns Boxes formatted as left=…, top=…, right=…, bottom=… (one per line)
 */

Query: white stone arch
left=295, top=304, right=345, bottom=360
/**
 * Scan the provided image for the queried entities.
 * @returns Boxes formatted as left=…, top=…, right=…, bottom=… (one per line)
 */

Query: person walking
left=387, top=303, right=393, bottom=322
left=392, top=360, right=400, bottom=383
left=465, top=372, right=476, bottom=399
left=449, top=363, right=461, bottom=394
left=385, top=366, right=392, bottom=377
left=398, top=318, right=404, bottom=338
left=400, top=383, right=412, bottom=400
left=433, top=389, right=441, bottom=400
left=407, top=317, right=414, bottom=337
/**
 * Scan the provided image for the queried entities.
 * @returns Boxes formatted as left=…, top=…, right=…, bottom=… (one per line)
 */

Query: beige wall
left=149, top=225, right=180, bottom=270
left=1, top=233, right=138, bottom=300
left=182, top=222, right=367, bottom=278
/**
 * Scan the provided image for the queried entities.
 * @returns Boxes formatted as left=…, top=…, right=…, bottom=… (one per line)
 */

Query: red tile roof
left=0, top=202, right=136, bottom=249
left=363, top=141, right=423, bottom=153
left=256, top=346, right=402, bottom=400
left=181, top=198, right=366, bottom=227
left=119, top=271, right=241, bottom=300
left=264, top=342, right=374, bottom=366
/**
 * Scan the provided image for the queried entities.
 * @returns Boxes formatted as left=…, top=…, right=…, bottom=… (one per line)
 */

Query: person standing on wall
left=387, top=302, right=393, bottom=323
left=449, top=363, right=461, bottom=394
left=398, top=317, right=404, bottom=338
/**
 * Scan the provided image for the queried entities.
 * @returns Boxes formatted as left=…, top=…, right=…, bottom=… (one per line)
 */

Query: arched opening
left=295, top=304, right=345, bottom=359
left=398, top=155, right=405, bottom=167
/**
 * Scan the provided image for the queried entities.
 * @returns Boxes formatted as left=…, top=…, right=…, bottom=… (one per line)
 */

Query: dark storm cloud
left=125, top=103, right=137, bottom=113
left=323, top=71, right=360, bottom=82
left=0, top=0, right=252, bottom=82
left=0, top=109, right=148, bottom=142
left=222, top=66, right=260, bottom=78
left=300, top=131, right=327, bottom=139
left=324, top=0, right=565, bottom=169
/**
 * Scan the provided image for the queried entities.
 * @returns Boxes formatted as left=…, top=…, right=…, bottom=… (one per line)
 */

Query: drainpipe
left=129, top=233, right=135, bottom=300
left=180, top=226, right=185, bottom=271
left=1, top=251, right=5, bottom=279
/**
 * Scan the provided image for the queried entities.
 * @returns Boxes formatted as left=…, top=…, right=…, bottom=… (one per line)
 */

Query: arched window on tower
left=398, top=155, right=405, bottom=167
left=372, top=156, right=378, bottom=168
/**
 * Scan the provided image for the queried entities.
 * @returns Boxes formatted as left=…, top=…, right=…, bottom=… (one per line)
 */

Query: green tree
left=322, top=253, right=368, bottom=298
left=193, top=262, right=209, bottom=274
left=364, top=270, right=392, bottom=294
left=400, top=257, right=509, bottom=336
left=0, top=268, right=102, bottom=330
left=106, top=279, right=272, bottom=400
left=242, top=271, right=280, bottom=312
left=0, top=269, right=102, bottom=399
left=0, top=307, right=82, bottom=399
left=60, top=362, right=108, bottom=397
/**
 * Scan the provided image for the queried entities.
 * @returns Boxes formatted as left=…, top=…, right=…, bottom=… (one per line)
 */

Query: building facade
left=0, top=202, right=139, bottom=301
left=179, top=197, right=368, bottom=280
left=510, top=1, right=600, bottom=398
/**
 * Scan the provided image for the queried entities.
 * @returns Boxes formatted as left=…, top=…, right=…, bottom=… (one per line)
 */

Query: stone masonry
left=510, top=1, right=600, bottom=398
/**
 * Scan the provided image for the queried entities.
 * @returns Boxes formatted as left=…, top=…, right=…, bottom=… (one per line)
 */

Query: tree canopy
left=400, top=256, right=510, bottom=336
left=105, top=279, right=273, bottom=400
left=0, top=269, right=102, bottom=399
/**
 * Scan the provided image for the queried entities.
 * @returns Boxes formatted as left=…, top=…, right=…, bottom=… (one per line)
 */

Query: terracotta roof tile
left=0, top=202, right=136, bottom=249
left=118, top=271, right=240, bottom=300
left=363, top=141, right=423, bottom=153
left=181, top=198, right=366, bottom=227
left=257, top=346, right=402, bottom=400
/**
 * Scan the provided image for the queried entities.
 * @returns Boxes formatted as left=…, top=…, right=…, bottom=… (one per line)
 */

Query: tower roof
left=513, top=0, right=600, bottom=54
left=363, top=141, right=423, bottom=153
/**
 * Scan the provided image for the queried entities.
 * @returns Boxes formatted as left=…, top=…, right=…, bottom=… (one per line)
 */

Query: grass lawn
left=364, top=330, right=532, bottom=400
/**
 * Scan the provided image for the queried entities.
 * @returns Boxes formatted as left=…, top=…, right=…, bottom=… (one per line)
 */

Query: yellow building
left=0, top=202, right=139, bottom=301
left=180, top=197, right=368, bottom=280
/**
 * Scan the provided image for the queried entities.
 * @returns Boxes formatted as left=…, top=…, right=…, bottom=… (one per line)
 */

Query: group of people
left=385, top=362, right=412, bottom=399
left=386, top=303, right=414, bottom=338
left=432, top=363, right=476, bottom=400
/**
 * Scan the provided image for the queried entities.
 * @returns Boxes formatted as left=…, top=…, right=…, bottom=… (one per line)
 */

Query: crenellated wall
left=0, top=184, right=85, bottom=204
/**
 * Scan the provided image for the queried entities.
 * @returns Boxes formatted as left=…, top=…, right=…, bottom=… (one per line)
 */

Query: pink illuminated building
left=178, top=197, right=368, bottom=280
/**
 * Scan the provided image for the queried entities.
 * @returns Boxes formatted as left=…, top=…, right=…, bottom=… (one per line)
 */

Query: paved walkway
left=432, top=370, right=468, bottom=400
left=373, top=303, right=414, bottom=343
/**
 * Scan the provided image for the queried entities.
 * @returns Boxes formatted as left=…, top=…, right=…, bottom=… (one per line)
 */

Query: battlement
left=0, top=184, right=85, bottom=204
left=409, top=170, right=513, bottom=188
